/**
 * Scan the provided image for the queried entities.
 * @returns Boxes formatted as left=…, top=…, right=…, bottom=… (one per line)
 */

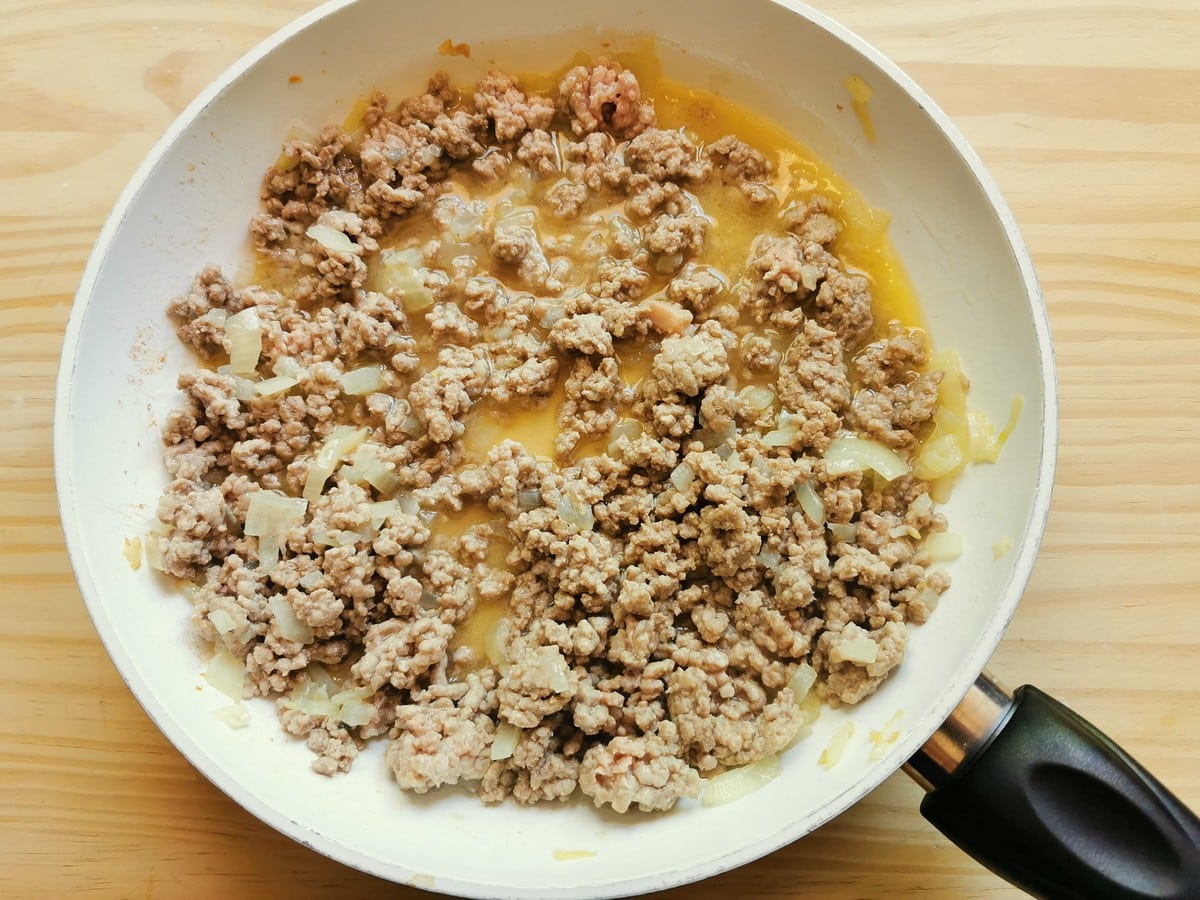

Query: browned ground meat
left=153, top=58, right=952, bottom=815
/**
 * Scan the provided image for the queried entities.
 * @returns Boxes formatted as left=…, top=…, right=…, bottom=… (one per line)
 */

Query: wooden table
left=3, top=1, right=1197, bottom=897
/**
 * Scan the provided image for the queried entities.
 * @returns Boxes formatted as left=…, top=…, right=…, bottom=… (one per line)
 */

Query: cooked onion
left=368, top=499, right=398, bottom=530
left=669, top=463, right=695, bottom=491
left=272, top=356, right=307, bottom=380
left=824, top=436, right=909, bottom=481
left=269, top=595, right=315, bottom=644
left=819, top=720, right=856, bottom=768
left=701, top=755, right=782, bottom=807
left=207, top=609, right=237, bottom=635
left=254, top=375, right=298, bottom=397
left=909, top=491, right=933, bottom=520
left=485, top=617, right=509, bottom=669
left=789, top=663, right=818, bottom=702
left=378, top=249, right=435, bottom=311
left=738, top=386, right=776, bottom=413
left=761, top=427, right=796, bottom=447
left=144, top=535, right=164, bottom=572
left=794, top=482, right=825, bottom=525
left=834, top=632, right=878, bottom=665
left=212, top=703, right=251, bottom=729
left=244, top=492, right=307, bottom=538
left=122, top=536, right=142, bottom=571
left=517, top=489, right=542, bottom=510
left=339, top=365, right=384, bottom=396
left=205, top=649, right=246, bottom=700
left=925, top=531, right=963, bottom=562
left=913, top=432, right=964, bottom=481
left=224, top=307, right=262, bottom=376
left=303, top=426, right=369, bottom=501
left=556, top=492, right=594, bottom=531
left=827, top=522, right=858, bottom=544
left=306, top=223, right=355, bottom=254
left=331, top=687, right=376, bottom=727
left=491, top=722, right=521, bottom=761
left=756, top=550, right=782, bottom=569
left=352, top=443, right=400, bottom=497
left=298, top=570, right=323, bottom=591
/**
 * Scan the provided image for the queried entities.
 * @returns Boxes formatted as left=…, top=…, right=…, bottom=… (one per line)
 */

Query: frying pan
left=54, top=0, right=1200, bottom=896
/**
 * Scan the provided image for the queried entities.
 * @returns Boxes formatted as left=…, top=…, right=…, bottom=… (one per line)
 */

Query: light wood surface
left=3, top=1, right=1198, bottom=897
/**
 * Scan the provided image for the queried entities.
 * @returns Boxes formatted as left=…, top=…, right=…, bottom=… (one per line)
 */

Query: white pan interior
left=55, top=0, right=1056, bottom=896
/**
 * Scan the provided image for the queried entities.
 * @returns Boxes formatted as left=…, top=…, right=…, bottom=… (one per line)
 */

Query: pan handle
left=904, top=672, right=1200, bottom=899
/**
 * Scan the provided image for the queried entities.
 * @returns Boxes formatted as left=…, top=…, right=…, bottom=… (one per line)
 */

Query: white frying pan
left=54, top=0, right=1200, bottom=896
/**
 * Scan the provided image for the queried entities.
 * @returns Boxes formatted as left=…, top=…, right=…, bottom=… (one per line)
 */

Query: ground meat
left=474, top=71, right=555, bottom=143
left=155, top=59, right=955, bottom=813
left=577, top=731, right=702, bottom=813
left=558, top=59, right=656, bottom=138
left=708, top=135, right=774, bottom=203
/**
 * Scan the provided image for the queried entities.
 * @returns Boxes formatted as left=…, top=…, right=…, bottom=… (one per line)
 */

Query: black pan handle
left=906, top=675, right=1200, bottom=899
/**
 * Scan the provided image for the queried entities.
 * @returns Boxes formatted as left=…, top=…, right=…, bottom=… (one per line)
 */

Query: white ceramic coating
left=54, top=0, right=1057, bottom=896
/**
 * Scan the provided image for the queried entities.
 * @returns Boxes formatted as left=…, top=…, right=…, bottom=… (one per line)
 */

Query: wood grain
left=2, top=1, right=1198, bottom=897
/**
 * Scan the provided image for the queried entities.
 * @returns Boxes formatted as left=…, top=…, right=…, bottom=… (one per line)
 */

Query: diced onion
left=761, top=427, right=796, bottom=447
left=224, top=307, right=262, bottom=376
left=909, top=492, right=933, bottom=520
left=122, top=536, right=142, bottom=571
left=257, top=534, right=281, bottom=573
left=244, top=492, right=307, bottom=537
left=888, top=525, right=921, bottom=540
left=395, top=492, right=420, bottom=517
left=530, top=646, right=571, bottom=694
left=827, top=522, right=858, bottom=544
left=834, top=632, right=879, bottom=666
left=144, top=535, right=164, bottom=572
left=517, top=489, right=542, bottom=511
left=254, top=375, right=298, bottom=397
left=378, top=249, right=435, bottom=312
left=789, top=663, right=818, bottom=702
left=738, top=386, right=776, bottom=413
left=556, top=492, right=594, bottom=531
left=701, top=755, right=782, bottom=807
left=339, top=366, right=384, bottom=396
left=312, top=529, right=363, bottom=548
left=306, top=223, right=355, bottom=254
left=756, top=550, right=782, bottom=569
left=298, top=570, right=323, bottom=591
left=232, top=376, right=256, bottom=403
left=486, top=617, right=509, bottom=668
left=491, top=722, right=521, bottom=761
left=913, top=432, right=965, bottom=481
left=925, top=531, right=963, bottom=562
left=212, top=703, right=251, bottom=729
left=824, top=436, right=909, bottom=482
left=269, top=595, right=314, bottom=644
left=281, top=681, right=338, bottom=718
left=304, top=426, right=369, bottom=501
left=330, top=687, right=376, bottom=727
left=272, top=356, right=306, bottom=379
left=993, top=536, right=1013, bottom=560
left=819, top=720, right=856, bottom=769
left=205, top=649, right=246, bottom=700
left=915, top=585, right=942, bottom=613
left=207, top=609, right=237, bottom=635
left=399, top=414, right=425, bottom=437
left=669, top=463, right=695, bottom=491
left=794, top=482, right=825, bottom=525
left=353, top=443, right=401, bottom=497
left=368, top=499, right=398, bottom=530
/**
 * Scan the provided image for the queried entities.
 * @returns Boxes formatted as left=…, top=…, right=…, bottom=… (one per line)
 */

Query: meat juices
left=154, top=59, right=951, bottom=813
